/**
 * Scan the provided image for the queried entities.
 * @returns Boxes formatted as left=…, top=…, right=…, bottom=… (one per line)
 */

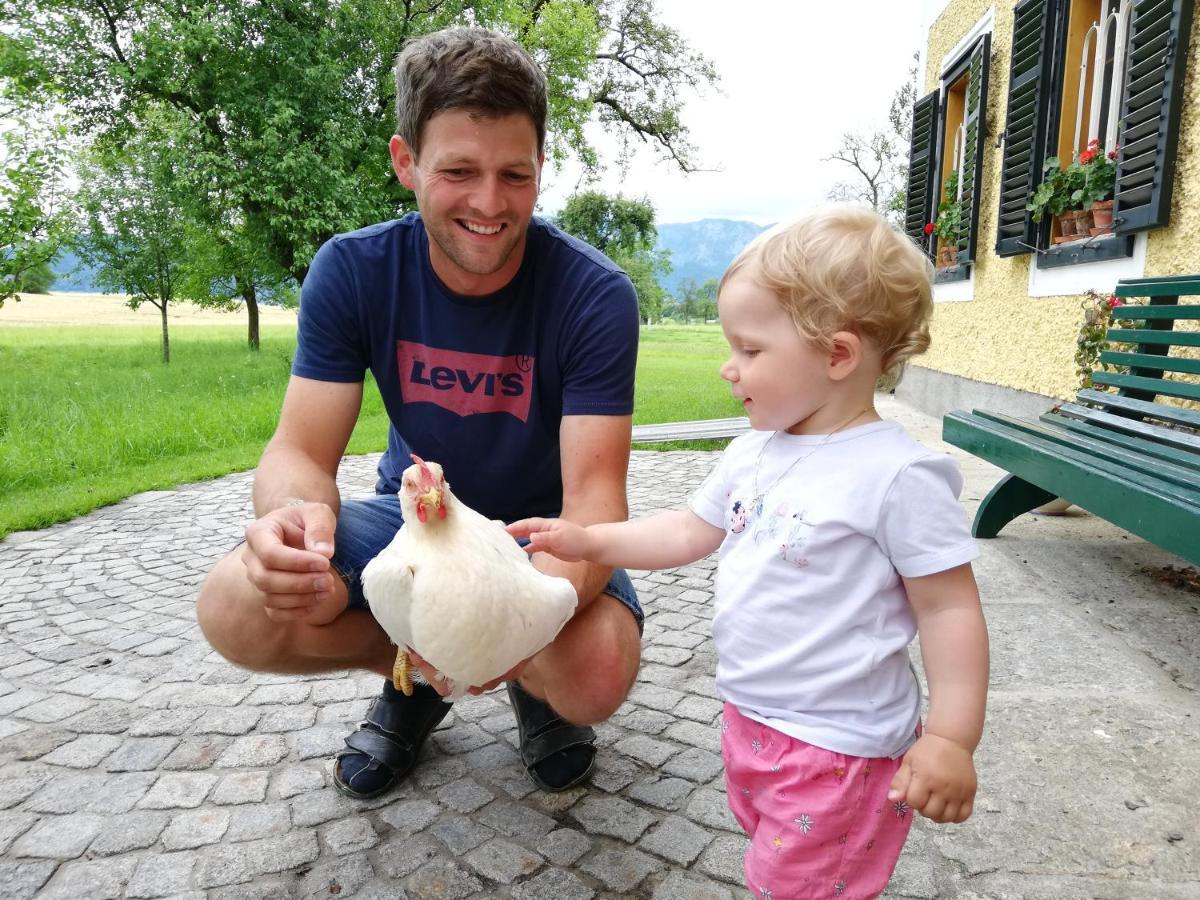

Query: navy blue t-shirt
left=292, top=214, right=640, bottom=522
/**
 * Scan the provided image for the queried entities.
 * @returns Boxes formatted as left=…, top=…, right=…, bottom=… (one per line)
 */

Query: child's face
left=718, top=272, right=833, bottom=434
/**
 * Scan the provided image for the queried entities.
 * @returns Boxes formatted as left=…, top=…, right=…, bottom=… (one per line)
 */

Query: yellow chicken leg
left=392, top=647, right=413, bottom=696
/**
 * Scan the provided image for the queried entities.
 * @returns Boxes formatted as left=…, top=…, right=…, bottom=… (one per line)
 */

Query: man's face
left=390, top=109, right=543, bottom=296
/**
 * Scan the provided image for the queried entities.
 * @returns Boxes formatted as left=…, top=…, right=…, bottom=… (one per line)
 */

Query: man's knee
left=196, top=552, right=287, bottom=671
left=543, top=594, right=641, bottom=723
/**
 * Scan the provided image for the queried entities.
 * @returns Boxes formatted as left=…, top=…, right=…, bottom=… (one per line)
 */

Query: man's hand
left=241, top=501, right=342, bottom=625
left=407, top=649, right=532, bottom=697
left=887, top=732, right=977, bottom=823
left=505, top=517, right=594, bottom=562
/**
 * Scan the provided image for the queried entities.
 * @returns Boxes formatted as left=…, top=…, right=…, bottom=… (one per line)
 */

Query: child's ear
left=827, top=331, right=862, bottom=381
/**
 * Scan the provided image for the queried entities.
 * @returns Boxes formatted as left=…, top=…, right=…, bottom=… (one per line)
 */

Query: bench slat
left=630, top=417, right=750, bottom=442
left=1057, top=404, right=1200, bottom=454
left=972, top=410, right=1200, bottom=495
left=943, top=411, right=1200, bottom=565
left=1105, top=328, right=1200, bottom=348
left=1098, top=350, right=1200, bottom=375
left=1111, top=303, right=1200, bottom=320
left=1114, top=277, right=1200, bottom=297
left=1076, top=389, right=1200, bottom=432
left=1091, top=371, right=1200, bottom=402
left=1042, top=411, right=1200, bottom=473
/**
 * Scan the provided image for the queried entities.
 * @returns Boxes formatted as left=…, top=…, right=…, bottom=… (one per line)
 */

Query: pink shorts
left=720, top=703, right=915, bottom=899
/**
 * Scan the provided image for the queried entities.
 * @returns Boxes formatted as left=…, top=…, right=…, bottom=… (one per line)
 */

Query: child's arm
left=507, top=509, right=725, bottom=571
left=888, top=562, right=988, bottom=824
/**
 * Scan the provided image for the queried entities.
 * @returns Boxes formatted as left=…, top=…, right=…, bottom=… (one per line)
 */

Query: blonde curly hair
left=721, top=206, right=934, bottom=373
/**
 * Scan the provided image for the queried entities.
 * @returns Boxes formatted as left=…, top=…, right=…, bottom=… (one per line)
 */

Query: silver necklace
left=749, top=406, right=875, bottom=515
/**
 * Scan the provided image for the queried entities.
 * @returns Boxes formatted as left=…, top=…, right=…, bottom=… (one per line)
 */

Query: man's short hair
left=394, top=27, right=548, bottom=158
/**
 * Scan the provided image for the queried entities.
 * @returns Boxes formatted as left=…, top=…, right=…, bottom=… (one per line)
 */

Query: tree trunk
left=239, top=275, right=261, bottom=351
left=160, top=301, right=170, bottom=364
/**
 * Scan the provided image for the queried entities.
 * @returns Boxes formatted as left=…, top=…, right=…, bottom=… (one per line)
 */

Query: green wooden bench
left=943, top=274, right=1200, bottom=566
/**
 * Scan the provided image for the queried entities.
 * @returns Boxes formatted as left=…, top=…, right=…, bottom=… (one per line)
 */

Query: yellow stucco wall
left=917, top=0, right=1200, bottom=400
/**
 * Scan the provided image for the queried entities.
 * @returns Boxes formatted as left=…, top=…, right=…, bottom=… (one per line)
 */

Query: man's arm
left=240, top=375, right=363, bottom=623
left=529, top=413, right=632, bottom=612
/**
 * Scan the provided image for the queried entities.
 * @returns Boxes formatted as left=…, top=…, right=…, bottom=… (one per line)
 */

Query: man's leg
left=507, top=571, right=642, bottom=790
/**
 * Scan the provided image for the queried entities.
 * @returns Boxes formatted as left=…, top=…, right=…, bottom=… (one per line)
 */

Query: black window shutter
left=1113, top=0, right=1195, bottom=233
left=958, top=33, right=991, bottom=264
left=904, top=90, right=941, bottom=255
left=994, top=0, right=1056, bottom=257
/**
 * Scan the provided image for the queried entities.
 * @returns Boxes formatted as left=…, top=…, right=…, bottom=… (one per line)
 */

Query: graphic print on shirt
left=396, top=340, right=535, bottom=422
left=752, top=501, right=815, bottom=568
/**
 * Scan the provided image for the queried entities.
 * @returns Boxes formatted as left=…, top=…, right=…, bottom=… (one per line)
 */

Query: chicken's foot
left=392, top=648, right=413, bottom=696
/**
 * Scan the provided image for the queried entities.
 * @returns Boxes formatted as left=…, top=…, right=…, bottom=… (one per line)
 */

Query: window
left=995, top=0, right=1195, bottom=266
left=903, top=34, right=990, bottom=285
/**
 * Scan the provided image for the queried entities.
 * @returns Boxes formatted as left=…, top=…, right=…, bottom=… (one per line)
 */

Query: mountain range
left=48, top=218, right=766, bottom=296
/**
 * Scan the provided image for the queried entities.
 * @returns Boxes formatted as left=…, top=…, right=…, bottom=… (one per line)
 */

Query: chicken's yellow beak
left=418, top=487, right=443, bottom=511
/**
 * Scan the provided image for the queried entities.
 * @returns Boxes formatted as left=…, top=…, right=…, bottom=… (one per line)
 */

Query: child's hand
left=505, top=517, right=593, bottom=562
left=887, top=732, right=976, bottom=823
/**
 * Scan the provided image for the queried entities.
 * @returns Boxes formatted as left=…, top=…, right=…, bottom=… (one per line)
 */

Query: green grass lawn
left=0, top=322, right=740, bottom=538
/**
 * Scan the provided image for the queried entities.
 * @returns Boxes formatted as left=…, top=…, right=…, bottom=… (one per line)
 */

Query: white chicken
left=361, top=455, right=578, bottom=700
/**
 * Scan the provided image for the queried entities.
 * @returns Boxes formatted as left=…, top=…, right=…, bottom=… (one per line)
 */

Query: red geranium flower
left=924, top=222, right=935, bottom=235
left=1088, top=138, right=1101, bottom=148
left=1108, top=294, right=1121, bottom=308
left=1079, top=149, right=1098, bottom=164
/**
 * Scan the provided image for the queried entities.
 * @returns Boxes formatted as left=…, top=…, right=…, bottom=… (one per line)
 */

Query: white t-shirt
left=690, top=420, right=978, bottom=759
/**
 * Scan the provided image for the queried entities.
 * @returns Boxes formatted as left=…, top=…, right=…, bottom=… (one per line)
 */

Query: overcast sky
left=538, top=0, right=930, bottom=225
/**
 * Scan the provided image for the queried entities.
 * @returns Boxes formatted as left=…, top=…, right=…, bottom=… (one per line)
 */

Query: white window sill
left=1027, top=231, right=1147, bottom=297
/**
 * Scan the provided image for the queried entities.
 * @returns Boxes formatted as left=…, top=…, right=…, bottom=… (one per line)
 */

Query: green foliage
left=667, top=277, right=718, bottom=323
left=16, top=261, right=55, bottom=294
left=5, top=0, right=718, bottom=289
left=555, top=190, right=671, bottom=322
left=1076, top=140, right=1118, bottom=206
left=1026, top=156, right=1074, bottom=223
left=1075, top=289, right=1142, bottom=390
left=0, top=319, right=739, bottom=538
left=931, top=169, right=963, bottom=244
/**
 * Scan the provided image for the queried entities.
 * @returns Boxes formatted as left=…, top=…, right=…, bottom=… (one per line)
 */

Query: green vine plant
left=1075, top=289, right=1143, bottom=389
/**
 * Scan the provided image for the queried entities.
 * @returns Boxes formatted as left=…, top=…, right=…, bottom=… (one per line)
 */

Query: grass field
left=0, top=299, right=739, bottom=538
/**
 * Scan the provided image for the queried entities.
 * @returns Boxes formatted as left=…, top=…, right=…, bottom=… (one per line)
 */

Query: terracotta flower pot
left=1092, top=199, right=1114, bottom=228
left=937, top=245, right=956, bottom=267
left=1057, top=211, right=1077, bottom=237
left=1075, top=207, right=1094, bottom=233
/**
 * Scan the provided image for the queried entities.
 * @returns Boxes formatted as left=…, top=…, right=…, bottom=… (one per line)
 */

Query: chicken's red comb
left=410, top=454, right=436, bottom=491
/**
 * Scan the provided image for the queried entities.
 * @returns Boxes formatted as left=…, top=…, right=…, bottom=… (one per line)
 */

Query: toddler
left=509, top=206, right=988, bottom=899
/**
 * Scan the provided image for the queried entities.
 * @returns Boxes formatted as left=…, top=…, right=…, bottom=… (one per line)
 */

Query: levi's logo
left=397, top=341, right=534, bottom=422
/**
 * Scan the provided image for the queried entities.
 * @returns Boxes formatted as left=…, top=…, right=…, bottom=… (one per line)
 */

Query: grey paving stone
left=0, top=812, right=35, bottom=854
left=4, top=726, right=74, bottom=760
left=628, top=775, right=697, bottom=811
left=0, top=860, right=58, bottom=900
left=588, top=753, right=639, bottom=793
left=293, top=789, right=372, bottom=828
left=138, top=772, right=218, bottom=809
left=642, top=645, right=695, bottom=666
left=0, top=774, right=49, bottom=810
left=105, top=736, right=179, bottom=772
left=224, top=803, right=291, bottom=842
left=256, top=706, right=316, bottom=732
left=10, top=813, right=104, bottom=860
left=405, top=859, right=481, bottom=900
left=215, top=733, right=288, bottom=767
left=40, top=733, right=124, bottom=768
left=195, top=831, right=319, bottom=888
left=36, top=855, right=137, bottom=900
left=375, top=834, right=440, bottom=879
left=578, top=845, right=662, bottom=893
left=511, top=867, right=595, bottom=900
left=126, top=851, right=199, bottom=898
left=463, top=836, right=543, bottom=883
left=309, top=679, right=358, bottom=704
left=664, top=719, right=721, bottom=753
left=538, top=828, right=592, bottom=867
left=161, top=807, right=231, bottom=850
left=88, top=811, right=169, bottom=855
left=321, top=816, right=378, bottom=855
left=611, top=707, right=674, bottom=734
left=570, top=795, right=657, bottom=841
left=650, top=872, right=736, bottom=900
left=271, top=764, right=324, bottom=800
left=639, top=814, right=714, bottom=865
left=614, top=734, right=681, bottom=767
left=695, top=833, right=749, bottom=886
left=61, top=701, right=135, bottom=734
left=246, top=683, right=310, bottom=705
left=12, top=693, right=94, bottom=724
left=430, top=721, right=493, bottom=755
left=127, top=708, right=203, bottom=736
left=293, top=725, right=346, bottom=760
left=84, top=771, right=159, bottom=813
left=191, top=707, right=262, bottom=736
left=435, top=776, right=494, bottom=813
left=378, top=798, right=443, bottom=837
left=300, top=852, right=374, bottom=899
left=663, top=747, right=726, bottom=783
left=429, top=815, right=493, bottom=855
left=211, top=770, right=270, bottom=805
left=476, top=800, right=556, bottom=839
left=673, top=695, right=724, bottom=723
left=685, top=788, right=742, bottom=833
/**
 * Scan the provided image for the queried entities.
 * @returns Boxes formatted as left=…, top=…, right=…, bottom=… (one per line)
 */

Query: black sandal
left=507, top=680, right=596, bottom=792
left=333, top=679, right=452, bottom=799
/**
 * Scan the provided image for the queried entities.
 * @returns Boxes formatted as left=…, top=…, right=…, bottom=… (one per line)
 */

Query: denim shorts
left=330, top=494, right=643, bottom=632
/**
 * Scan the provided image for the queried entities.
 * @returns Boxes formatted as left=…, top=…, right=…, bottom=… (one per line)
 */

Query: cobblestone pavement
left=2, top=396, right=1198, bottom=898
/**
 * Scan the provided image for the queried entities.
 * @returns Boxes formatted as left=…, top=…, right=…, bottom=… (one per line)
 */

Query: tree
left=673, top=276, right=717, bottom=324
left=5, top=0, right=718, bottom=304
left=555, top=190, right=671, bottom=323
left=16, top=261, right=54, bottom=294
left=1, top=36, right=73, bottom=307
left=826, top=54, right=919, bottom=225
left=74, top=119, right=197, bottom=363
